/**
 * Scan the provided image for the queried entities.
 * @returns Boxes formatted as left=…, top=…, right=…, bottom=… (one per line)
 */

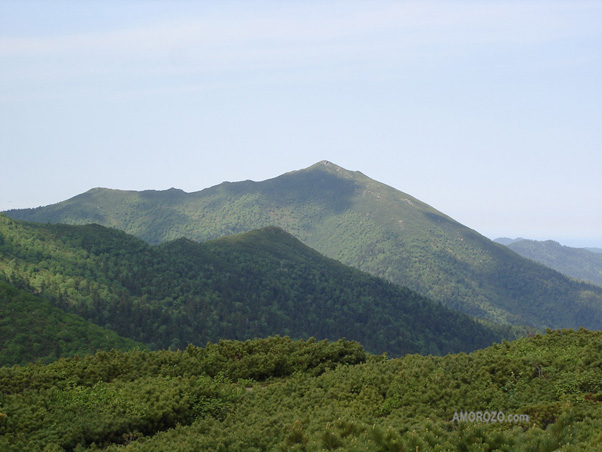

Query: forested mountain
left=0, top=281, right=145, bottom=366
left=495, top=238, right=602, bottom=287
left=2, top=329, right=601, bottom=451
left=585, top=247, right=602, bottom=254
left=0, top=214, right=504, bottom=362
left=6, top=161, right=602, bottom=329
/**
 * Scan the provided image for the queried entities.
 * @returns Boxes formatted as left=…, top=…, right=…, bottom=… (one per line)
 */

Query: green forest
left=2, top=164, right=602, bottom=451
left=499, top=238, right=602, bottom=288
left=7, top=161, right=602, bottom=330
left=0, top=214, right=508, bottom=364
left=1, top=330, right=602, bottom=451
left=0, top=281, right=145, bottom=366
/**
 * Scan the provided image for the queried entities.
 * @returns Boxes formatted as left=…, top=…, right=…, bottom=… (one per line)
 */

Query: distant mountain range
left=0, top=214, right=505, bottom=364
left=493, top=237, right=527, bottom=246
left=495, top=238, right=602, bottom=288
left=5, top=161, right=602, bottom=331
left=585, top=247, right=602, bottom=254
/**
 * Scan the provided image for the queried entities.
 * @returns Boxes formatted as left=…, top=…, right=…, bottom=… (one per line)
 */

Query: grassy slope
left=6, top=161, right=602, bottom=330
left=0, top=280, right=145, bottom=366
left=1, top=330, right=601, bottom=451
left=0, top=214, right=504, bottom=360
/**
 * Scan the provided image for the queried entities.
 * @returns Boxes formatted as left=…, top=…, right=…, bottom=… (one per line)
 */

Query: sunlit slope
left=0, top=214, right=502, bottom=358
left=6, top=161, right=602, bottom=328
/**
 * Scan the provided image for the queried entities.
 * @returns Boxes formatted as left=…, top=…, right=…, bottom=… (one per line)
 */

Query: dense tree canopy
left=500, top=238, right=602, bottom=288
left=0, top=281, right=145, bottom=366
left=6, top=161, right=602, bottom=329
left=1, top=330, right=601, bottom=451
left=0, top=214, right=508, bottom=363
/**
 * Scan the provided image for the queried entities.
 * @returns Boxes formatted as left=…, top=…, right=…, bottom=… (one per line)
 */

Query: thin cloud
left=1, top=1, right=600, bottom=109
left=2, top=1, right=598, bottom=62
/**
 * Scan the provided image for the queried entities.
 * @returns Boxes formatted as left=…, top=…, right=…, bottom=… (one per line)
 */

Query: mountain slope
left=495, top=238, right=602, bottom=287
left=6, top=161, right=602, bottom=329
left=0, top=214, right=504, bottom=358
left=0, top=280, right=145, bottom=366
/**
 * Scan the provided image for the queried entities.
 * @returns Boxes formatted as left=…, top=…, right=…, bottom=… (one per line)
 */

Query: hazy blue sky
left=1, top=1, right=601, bottom=247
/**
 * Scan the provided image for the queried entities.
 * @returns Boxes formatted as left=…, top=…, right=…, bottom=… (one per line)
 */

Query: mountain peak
left=6, top=163, right=602, bottom=331
left=303, top=160, right=368, bottom=181
left=307, top=160, right=346, bottom=172
left=318, top=160, right=337, bottom=167
left=307, top=160, right=363, bottom=173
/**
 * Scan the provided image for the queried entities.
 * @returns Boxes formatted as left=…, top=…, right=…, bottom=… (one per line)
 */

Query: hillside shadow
left=258, top=170, right=359, bottom=214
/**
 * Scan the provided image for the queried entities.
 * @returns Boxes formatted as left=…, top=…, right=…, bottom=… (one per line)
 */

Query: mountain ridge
left=494, top=237, right=602, bottom=288
left=5, top=161, right=602, bottom=330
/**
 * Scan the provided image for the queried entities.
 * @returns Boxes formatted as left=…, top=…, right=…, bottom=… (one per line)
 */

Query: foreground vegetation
left=0, top=214, right=505, bottom=362
left=1, top=330, right=602, bottom=451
